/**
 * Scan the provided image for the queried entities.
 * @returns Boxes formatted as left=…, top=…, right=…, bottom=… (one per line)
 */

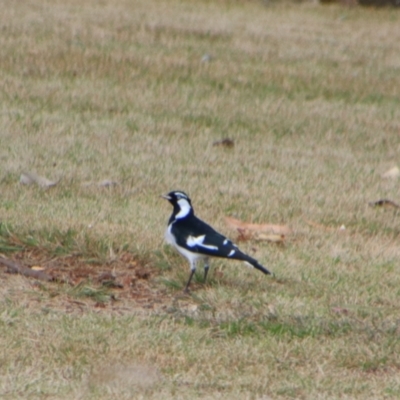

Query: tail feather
left=235, top=251, right=273, bottom=276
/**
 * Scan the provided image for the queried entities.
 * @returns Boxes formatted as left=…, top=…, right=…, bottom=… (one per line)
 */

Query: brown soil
left=0, top=250, right=185, bottom=315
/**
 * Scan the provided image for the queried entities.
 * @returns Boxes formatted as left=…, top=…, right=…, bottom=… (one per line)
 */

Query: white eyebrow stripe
left=187, top=235, right=218, bottom=251
left=175, top=192, right=188, bottom=199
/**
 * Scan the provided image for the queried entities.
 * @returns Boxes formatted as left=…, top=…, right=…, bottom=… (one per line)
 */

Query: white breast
left=165, top=223, right=176, bottom=246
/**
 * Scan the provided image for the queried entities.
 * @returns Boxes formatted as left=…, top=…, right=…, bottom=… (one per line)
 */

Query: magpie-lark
left=162, top=190, right=273, bottom=292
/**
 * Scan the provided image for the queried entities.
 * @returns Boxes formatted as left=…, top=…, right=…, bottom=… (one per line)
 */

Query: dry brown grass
left=1, top=0, right=400, bottom=398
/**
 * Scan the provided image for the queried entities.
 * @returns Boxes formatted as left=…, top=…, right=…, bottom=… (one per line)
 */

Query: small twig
left=0, top=256, right=54, bottom=282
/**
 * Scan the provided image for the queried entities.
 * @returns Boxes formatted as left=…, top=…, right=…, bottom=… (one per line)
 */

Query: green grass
left=1, top=0, right=400, bottom=398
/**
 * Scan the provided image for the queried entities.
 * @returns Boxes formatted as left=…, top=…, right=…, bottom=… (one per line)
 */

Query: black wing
left=171, top=215, right=239, bottom=258
left=172, top=215, right=273, bottom=275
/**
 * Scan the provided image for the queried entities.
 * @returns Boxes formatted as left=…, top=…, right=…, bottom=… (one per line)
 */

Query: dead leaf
left=20, top=172, right=59, bottom=188
left=213, top=138, right=235, bottom=148
left=31, top=265, right=45, bottom=271
left=369, top=199, right=400, bottom=209
left=382, top=166, right=400, bottom=179
left=225, top=216, right=292, bottom=235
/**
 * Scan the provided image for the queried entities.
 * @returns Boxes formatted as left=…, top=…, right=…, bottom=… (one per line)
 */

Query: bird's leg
left=203, top=258, right=210, bottom=284
left=184, top=261, right=196, bottom=293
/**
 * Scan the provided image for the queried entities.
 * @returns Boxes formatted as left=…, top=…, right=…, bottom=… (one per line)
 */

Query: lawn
left=1, top=0, right=400, bottom=398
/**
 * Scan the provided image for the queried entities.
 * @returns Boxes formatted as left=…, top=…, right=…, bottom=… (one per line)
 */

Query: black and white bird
left=162, top=190, right=273, bottom=292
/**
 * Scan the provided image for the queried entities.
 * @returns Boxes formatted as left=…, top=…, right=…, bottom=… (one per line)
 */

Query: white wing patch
left=228, top=249, right=235, bottom=257
left=187, top=235, right=218, bottom=251
left=223, top=239, right=229, bottom=245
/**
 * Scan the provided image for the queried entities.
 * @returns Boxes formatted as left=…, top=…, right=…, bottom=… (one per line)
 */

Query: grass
left=1, top=0, right=400, bottom=398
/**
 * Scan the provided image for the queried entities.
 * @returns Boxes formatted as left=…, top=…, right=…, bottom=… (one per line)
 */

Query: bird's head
left=162, top=190, right=193, bottom=219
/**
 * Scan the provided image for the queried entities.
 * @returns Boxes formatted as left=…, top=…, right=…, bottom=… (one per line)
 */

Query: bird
left=162, top=190, right=273, bottom=292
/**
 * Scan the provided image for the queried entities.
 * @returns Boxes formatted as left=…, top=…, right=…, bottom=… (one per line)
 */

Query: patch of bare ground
left=0, top=250, right=177, bottom=315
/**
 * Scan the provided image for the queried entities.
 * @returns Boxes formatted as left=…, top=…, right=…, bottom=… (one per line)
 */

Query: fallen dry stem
left=0, top=255, right=54, bottom=282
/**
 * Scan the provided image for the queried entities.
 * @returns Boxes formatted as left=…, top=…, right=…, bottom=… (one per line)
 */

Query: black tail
left=234, top=251, right=273, bottom=276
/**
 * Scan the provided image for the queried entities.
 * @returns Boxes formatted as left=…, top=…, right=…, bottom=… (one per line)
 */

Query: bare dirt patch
left=0, top=250, right=176, bottom=315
